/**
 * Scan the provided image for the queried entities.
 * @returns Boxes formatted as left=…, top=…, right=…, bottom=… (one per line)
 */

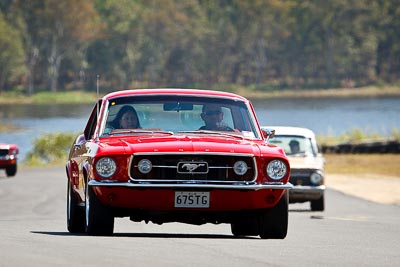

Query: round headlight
left=266, top=160, right=287, bottom=180
left=138, top=159, right=152, bottom=174
left=96, top=157, right=117, bottom=178
left=310, top=172, right=323, bottom=185
left=233, top=161, right=248, bottom=175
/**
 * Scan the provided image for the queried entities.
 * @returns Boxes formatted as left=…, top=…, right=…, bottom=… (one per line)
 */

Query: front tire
left=6, top=164, right=17, bottom=177
left=311, top=195, right=325, bottom=211
left=85, top=184, right=114, bottom=236
left=231, top=216, right=259, bottom=237
left=259, top=190, right=289, bottom=239
left=67, top=179, right=85, bottom=233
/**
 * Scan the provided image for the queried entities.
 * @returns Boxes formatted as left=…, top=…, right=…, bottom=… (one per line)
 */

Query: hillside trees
left=373, top=0, right=400, bottom=82
left=0, top=0, right=399, bottom=93
left=89, top=0, right=210, bottom=89
left=200, top=0, right=291, bottom=85
left=7, top=0, right=100, bottom=93
left=0, top=10, right=26, bottom=92
left=282, top=0, right=378, bottom=88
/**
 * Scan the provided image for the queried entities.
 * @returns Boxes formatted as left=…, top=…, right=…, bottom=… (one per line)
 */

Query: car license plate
left=174, top=191, right=210, bottom=208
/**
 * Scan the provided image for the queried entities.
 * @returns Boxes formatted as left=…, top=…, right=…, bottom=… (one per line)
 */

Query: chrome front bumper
left=289, top=185, right=325, bottom=200
left=88, top=180, right=293, bottom=191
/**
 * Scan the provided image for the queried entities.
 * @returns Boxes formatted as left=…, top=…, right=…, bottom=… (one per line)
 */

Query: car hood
left=97, top=134, right=278, bottom=157
left=286, top=155, right=324, bottom=170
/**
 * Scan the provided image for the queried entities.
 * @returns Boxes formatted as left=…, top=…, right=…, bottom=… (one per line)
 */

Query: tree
left=2, top=0, right=400, bottom=92
left=281, top=0, right=378, bottom=88
left=133, top=0, right=210, bottom=87
left=0, top=11, right=26, bottom=92
left=91, top=0, right=210, bottom=89
left=13, top=0, right=100, bottom=92
left=374, top=0, right=400, bottom=82
left=39, top=0, right=100, bottom=92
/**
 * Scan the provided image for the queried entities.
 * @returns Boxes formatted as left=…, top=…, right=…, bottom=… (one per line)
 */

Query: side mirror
left=74, top=134, right=86, bottom=147
left=261, top=128, right=275, bottom=143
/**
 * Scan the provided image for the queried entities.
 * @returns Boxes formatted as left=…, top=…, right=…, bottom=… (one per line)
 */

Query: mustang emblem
left=177, top=161, right=208, bottom=174
left=182, top=163, right=205, bottom=172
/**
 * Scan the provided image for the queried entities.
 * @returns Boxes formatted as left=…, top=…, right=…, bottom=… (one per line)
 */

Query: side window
left=84, top=100, right=102, bottom=140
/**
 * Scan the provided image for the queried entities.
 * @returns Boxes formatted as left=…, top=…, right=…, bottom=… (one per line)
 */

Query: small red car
left=66, top=89, right=292, bottom=238
left=0, top=143, right=18, bottom=177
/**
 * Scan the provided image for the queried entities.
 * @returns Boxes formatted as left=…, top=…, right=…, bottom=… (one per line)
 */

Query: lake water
left=253, top=97, right=400, bottom=136
left=1, top=97, right=399, bottom=160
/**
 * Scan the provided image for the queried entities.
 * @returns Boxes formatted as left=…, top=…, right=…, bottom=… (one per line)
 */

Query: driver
left=199, top=104, right=233, bottom=131
left=289, top=139, right=300, bottom=154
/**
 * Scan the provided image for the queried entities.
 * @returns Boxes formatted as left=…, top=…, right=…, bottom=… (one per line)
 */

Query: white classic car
left=263, top=126, right=325, bottom=211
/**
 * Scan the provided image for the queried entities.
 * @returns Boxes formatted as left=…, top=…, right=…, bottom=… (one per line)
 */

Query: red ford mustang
left=0, top=143, right=18, bottom=177
left=66, top=89, right=292, bottom=238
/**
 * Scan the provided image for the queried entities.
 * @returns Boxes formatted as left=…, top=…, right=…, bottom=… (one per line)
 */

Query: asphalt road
left=0, top=166, right=399, bottom=267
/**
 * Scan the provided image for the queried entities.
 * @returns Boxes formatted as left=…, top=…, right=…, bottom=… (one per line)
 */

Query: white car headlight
left=96, top=157, right=117, bottom=178
left=138, top=159, right=152, bottom=174
left=310, top=172, right=323, bottom=185
left=233, top=161, right=248, bottom=175
left=266, top=160, right=287, bottom=180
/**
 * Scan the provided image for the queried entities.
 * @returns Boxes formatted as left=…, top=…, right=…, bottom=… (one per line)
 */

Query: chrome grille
left=129, top=153, right=256, bottom=183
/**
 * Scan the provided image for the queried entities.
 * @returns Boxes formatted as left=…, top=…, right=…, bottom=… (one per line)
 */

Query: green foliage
left=391, top=129, right=400, bottom=140
left=0, top=10, right=27, bottom=91
left=0, top=91, right=98, bottom=104
left=30, top=91, right=98, bottom=104
left=24, top=132, right=78, bottom=166
left=0, top=0, right=400, bottom=92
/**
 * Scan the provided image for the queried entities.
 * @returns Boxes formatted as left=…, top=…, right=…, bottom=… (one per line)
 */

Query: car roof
left=102, top=89, right=248, bottom=102
left=262, top=126, right=316, bottom=139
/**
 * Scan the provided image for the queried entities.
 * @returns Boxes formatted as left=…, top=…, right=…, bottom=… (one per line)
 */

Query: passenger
left=289, top=139, right=300, bottom=154
left=199, top=104, right=233, bottom=131
left=111, top=105, right=141, bottom=129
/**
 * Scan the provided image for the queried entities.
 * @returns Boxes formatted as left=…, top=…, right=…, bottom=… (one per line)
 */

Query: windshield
left=270, top=135, right=316, bottom=156
left=99, top=95, right=260, bottom=139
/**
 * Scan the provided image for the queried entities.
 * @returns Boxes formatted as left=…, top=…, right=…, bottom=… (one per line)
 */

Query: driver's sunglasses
left=203, top=110, right=222, bottom=116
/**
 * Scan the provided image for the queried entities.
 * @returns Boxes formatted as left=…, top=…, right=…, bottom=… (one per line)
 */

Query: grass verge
left=0, top=91, right=98, bottom=104
left=324, top=154, right=400, bottom=178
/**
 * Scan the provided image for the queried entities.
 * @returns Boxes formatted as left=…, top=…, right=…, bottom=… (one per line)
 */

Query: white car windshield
left=100, top=95, right=260, bottom=139
left=270, top=135, right=316, bottom=156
